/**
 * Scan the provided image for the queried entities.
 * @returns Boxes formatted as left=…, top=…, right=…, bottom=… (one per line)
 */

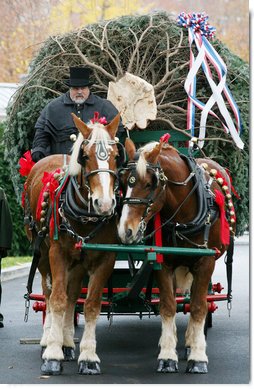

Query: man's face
left=70, top=86, right=90, bottom=104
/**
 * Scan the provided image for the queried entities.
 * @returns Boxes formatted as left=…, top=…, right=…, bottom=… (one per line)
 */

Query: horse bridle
left=121, top=161, right=167, bottom=234
left=78, top=139, right=120, bottom=194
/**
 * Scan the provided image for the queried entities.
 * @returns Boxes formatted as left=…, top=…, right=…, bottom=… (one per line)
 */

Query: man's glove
left=32, top=151, right=44, bottom=162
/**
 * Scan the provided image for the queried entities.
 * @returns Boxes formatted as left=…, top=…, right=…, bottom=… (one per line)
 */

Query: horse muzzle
left=118, top=219, right=146, bottom=244
left=93, top=197, right=116, bottom=216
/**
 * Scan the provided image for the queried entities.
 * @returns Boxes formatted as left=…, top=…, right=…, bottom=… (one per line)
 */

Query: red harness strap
left=154, top=213, right=164, bottom=263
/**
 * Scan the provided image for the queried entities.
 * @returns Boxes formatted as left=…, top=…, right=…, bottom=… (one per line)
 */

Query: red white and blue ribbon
left=177, top=12, right=244, bottom=149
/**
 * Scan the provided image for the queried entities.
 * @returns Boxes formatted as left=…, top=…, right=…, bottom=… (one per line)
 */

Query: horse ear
left=105, top=113, right=121, bottom=138
left=125, top=137, right=136, bottom=161
left=145, top=142, right=163, bottom=164
left=71, top=113, right=91, bottom=139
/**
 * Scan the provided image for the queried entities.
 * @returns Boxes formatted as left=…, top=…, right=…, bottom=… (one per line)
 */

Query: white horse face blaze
left=91, top=158, right=116, bottom=215
left=117, top=186, right=142, bottom=244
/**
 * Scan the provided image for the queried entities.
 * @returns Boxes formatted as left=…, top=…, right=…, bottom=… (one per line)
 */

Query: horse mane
left=136, top=141, right=159, bottom=179
left=68, top=122, right=111, bottom=176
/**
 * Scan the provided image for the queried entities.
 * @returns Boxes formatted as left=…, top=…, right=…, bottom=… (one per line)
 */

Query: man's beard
left=72, top=96, right=86, bottom=104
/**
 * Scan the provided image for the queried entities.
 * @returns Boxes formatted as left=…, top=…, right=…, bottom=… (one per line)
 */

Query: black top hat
left=64, top=67, right=93, bottom=87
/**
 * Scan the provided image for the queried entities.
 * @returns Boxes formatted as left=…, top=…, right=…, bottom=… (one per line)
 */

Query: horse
left=117, top=136, right=235, bottom=374
left=24, top=113, right=121, bottom=375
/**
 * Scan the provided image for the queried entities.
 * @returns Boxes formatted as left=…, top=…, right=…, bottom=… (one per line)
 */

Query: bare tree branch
left=73, top=43, right=116, bottom=81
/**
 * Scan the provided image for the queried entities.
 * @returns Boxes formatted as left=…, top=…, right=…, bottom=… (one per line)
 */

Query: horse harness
left=122, top=154, right=219, bottom=248
left=25, top=147, right=122, bottom=301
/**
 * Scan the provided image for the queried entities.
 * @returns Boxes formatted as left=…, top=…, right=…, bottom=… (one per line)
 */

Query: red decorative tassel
left=160, top=133, right=171, bottom=143
left=91, top=111, right=107, bottom=125
left=214, top=189, right=230, bottom=245
left=154, top=213, right=164, bottom=263
left=18, top=150, right=35, bottom=177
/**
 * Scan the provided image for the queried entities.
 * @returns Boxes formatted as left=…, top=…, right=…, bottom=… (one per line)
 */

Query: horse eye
left=145, top=182, right=152, bottom=189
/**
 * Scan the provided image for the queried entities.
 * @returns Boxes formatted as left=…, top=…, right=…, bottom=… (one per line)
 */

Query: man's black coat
left=32, top=91, right=125, bottom=159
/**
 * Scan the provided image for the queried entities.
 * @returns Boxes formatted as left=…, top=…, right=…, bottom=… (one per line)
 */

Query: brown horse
left=24, top=113, right=121, bottom=375
left=118, top=137, right=235, bottom=374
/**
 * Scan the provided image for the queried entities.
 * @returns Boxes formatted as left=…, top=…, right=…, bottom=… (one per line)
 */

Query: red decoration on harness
left=18, top=150, right=35, bottom=177
left=154, top=213, right=164, bottom=263
left=36, top=170, right=60, bottom=221
left=211, top=247, right=221, bottom=260
left=91, top=111, right=107, bottom=125
left=160, top=133, right=171, bottom=143
left=75, top=241, right=83, bottom=250
left=214, top=189, right=230, bottom=245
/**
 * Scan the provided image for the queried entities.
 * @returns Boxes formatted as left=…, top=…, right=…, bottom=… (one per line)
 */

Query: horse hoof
left=186, top=360, right=208, bottom=374
left=41, top=359, right=63, bottom=375
left=63, top=346, right=76, bottom=361
left=157, top=359, right=178, bottom=373
left=78, top=361, right=101, bottom=375
left=184, top=347, right=191, bottom=360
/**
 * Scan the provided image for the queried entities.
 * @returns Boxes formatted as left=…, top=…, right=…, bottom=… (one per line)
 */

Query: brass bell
left=201, top=163, right=208, bottom=170
left=40, top=218, right=45, bottom=223
left=70, top=134, right=77, bottom=142
left=42, top=226, right=47, bottom=232
left=40, top=210, right=46, bottom=217
left=229, top=226, right=233, bottom=231
left=230, top=210, right=235, bottom=216
left=191, top=137, right=198, bottom=143
left=230, top=218, right=235, bottom=224
left=226, top=193, right=232, bottom=199
left=222, top=185, right=228, bottom=192
left=41, top=201, right=47, bottom=209
left=43, top=191, right=49, bottom=199
left=217, top=178, right=224, bottom=185
left=210, top=169, right=217, bottom=177
left=227, top=202, right=233, bottom=209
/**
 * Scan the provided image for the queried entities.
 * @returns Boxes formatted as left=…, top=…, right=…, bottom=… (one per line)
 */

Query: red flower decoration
left=91, top=111, right=107, bottom=125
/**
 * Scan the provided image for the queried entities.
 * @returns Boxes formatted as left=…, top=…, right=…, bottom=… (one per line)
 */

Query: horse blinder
left=77, top=140, right=89, bottom=166
left=116, top=142, right=127, bottom=168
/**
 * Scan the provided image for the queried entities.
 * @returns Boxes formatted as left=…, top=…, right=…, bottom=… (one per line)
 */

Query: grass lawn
left=1, top=256, right=32, bottom=269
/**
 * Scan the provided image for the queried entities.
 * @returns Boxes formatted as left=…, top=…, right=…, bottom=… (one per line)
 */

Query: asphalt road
left=0, top=243, right=249, bottom=384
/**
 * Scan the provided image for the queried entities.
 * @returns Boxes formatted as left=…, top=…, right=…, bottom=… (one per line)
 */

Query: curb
left=1, top=263, right=32, bottom=282
left=1, top=237, right=249, bottom=282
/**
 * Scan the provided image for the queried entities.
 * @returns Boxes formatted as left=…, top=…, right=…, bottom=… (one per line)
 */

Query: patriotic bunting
left=177, top=12, right=244, bottom=149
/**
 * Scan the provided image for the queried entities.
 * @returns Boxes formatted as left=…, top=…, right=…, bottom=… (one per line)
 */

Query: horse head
left=118, top=137, right=167, bottom=243
left=69, top=113, right=121, bottom=216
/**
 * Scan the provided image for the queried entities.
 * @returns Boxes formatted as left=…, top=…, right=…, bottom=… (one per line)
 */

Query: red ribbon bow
left=19, top=150, right=35, bottom=177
